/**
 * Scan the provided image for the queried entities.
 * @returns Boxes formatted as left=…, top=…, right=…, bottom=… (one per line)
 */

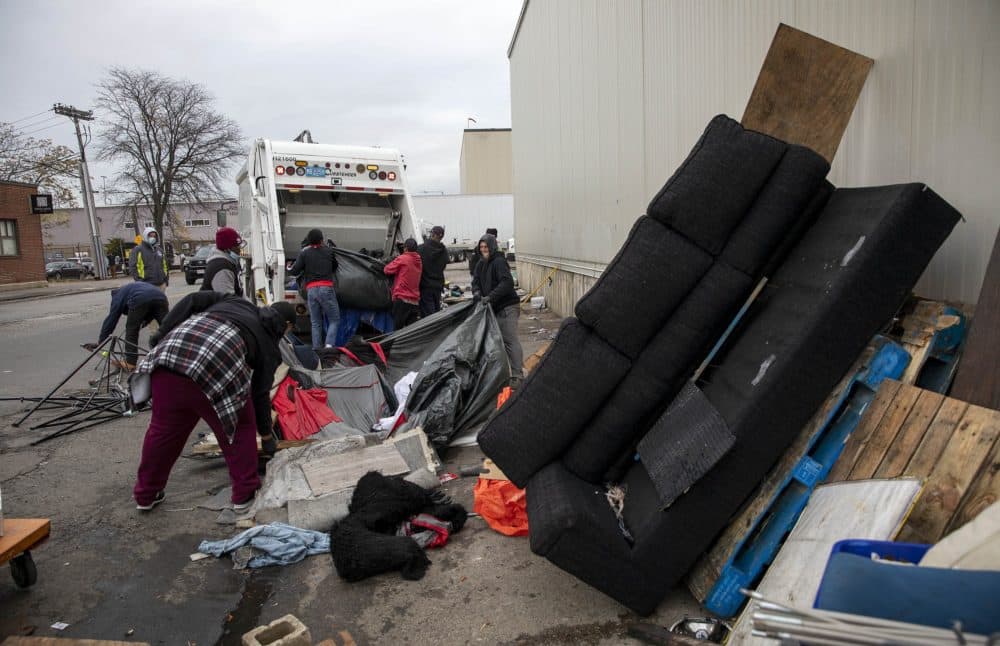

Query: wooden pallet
left=825, top=379, right=1000, bottom=543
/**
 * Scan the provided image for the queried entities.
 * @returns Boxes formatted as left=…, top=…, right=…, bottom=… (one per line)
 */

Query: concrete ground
left=0, top=265, right=702, bottom=645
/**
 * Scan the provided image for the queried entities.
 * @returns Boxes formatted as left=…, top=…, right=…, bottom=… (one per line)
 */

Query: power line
left=5, top=108, right=53, bottom=125
left=10, top=115, right=61, bottom=133
left=19, top=121, right=67, bottom=137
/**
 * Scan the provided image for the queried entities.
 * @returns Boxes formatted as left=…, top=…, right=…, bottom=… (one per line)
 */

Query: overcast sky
left=0, top=0, right=522, bottom=198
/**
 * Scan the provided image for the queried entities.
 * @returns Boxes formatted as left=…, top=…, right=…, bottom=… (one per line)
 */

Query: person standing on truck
left=201, top=227, right=244, bottom=296
left=472, top=233, right=524, bottom=389
left=84, top=282, right=169, bottom=371
left=418, top=225, right=448, bottom=317
left=384, top=238, right=423, bottom=330
left=131, top=292, right=297, bottom=512
left=289, top=228, right=340, bottom=349
left=129, top=227, right=169, bottom=291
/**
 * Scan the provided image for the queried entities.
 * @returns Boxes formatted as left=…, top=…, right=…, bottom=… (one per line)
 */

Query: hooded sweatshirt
left=471, top=234, right=518, bottom=312
left=150, top=291, right=288, bottom=437
left=129, top=227, right=169, bottom=286
left=417, top=238, right=449, bottom=290
left=383, top=250, right=423, bottom=302
left=201, top=247, right=242, bottom=296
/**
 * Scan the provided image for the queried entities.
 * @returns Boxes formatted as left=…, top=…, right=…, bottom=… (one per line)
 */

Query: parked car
left=69, top=257, right=95, bottom=275
left=46, top=261, right=90, bottom=280
left=184, top=244, right=214, bottom=285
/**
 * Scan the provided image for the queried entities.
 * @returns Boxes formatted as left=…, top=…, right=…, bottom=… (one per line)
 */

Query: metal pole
left=54, top=103, right=108, bottom=280
left=12, top=335, right=114, bottom=427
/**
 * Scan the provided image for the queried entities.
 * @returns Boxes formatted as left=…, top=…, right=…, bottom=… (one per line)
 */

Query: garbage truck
left=234, top=137, right=418, bottom=305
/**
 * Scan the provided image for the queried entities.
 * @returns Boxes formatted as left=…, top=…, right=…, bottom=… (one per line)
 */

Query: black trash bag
left=397, top=301, right=510, bottom=447
left=333, top=247, right=392, bottom=311
left=374, top=301, right=479, bottom=385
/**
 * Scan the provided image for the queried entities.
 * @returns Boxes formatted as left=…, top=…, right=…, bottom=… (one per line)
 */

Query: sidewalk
left=0, top=276, right=134, bottom=303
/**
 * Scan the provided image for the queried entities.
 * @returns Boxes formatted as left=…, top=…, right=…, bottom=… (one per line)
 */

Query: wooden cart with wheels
left=1, top=518, right=50, bottom=588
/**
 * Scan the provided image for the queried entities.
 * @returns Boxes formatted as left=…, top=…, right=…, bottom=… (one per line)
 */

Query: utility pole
left=54, top=103, right=108, bottom=279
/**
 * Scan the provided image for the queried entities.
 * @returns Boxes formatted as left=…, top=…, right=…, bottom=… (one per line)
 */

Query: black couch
left=477, top=115, right=961, bottom=614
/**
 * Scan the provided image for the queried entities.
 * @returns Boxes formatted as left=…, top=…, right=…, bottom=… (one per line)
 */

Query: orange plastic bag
left=473, top=478, right=529, bottom=537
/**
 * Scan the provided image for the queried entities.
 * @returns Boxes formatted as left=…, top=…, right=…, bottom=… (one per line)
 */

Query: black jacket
left=201, top=249, right=243, bottom=296
left=151, top=292, right=285, bottom=438
left=417, top=239, right=449, bottom=290
left=471, top=234, right=518, bottom=312
left=289, top=244, right=338, bottom=288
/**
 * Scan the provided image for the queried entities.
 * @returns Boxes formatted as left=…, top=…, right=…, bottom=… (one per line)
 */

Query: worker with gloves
left=202, top=226, right=244, bottom=295
left=472, top=233, right=524, bottom=389
left=384, top=238, right=423, bottom=330
left=129, top=227, right=169, bottom=290
left=131, top=291, right=296, bottom=512
left=86, top=282, right=169, bottom=371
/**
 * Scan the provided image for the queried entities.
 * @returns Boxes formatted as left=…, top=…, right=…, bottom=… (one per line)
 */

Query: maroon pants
left=133, top=369, right=260, bottom=506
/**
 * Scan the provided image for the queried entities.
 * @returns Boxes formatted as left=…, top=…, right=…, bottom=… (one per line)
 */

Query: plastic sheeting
left=333, top=247, right=392, bottom=311
left=396, top=301, right=509, bottom=447
left=272, top=376, right=341, bottom=440
left=305, top=363, right=395, bottom=432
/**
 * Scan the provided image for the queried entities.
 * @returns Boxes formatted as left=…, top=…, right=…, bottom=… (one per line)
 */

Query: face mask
left=146, top=235, right=158, bottom=246
left=227, top=250, right=241, bottom=265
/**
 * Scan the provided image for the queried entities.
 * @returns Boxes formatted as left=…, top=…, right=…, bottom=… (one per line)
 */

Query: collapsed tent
left=275, top=300, right=507, bottom=446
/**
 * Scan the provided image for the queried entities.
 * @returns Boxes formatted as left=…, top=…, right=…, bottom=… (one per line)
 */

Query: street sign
left=30, top=194, right=54, bottom=214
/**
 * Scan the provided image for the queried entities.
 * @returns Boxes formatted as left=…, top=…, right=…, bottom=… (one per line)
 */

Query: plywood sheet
left=742, top=24, right=873, bottom=163
left=300, top=444, right=409, bottom=496
left=727, top=479, right=922, bottom=646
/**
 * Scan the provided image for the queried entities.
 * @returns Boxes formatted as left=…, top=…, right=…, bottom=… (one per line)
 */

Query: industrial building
left=508, top=0, right=1000, bottom=316
left=460, top=128, right=512, bottom=195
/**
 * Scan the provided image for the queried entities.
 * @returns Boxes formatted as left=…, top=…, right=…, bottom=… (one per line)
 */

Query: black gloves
left=260, top=433, right=278, bottom=459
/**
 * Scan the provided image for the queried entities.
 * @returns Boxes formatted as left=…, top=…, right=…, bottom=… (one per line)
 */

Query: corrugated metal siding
left=459, top=131, right=513, bottom=194
left=412, top=194, right=514, bottom=243
left=510, top=0, right=1000, bottom=305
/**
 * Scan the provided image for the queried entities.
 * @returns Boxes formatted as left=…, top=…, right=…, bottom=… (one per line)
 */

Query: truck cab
left=235, top=139, right=417, bottom=304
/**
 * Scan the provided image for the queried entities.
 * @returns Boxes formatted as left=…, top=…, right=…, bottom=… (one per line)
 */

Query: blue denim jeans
left=307, top=286, right=340, bottom=348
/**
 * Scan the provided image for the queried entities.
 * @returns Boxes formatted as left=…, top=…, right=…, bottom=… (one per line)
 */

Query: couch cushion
left=477, top=317, right=632, bottom=488
left=574, top=216, right=713, bottom=359
left=563, top=262, right=753, bottom=483
left=647, top=115, right=787, bottom=255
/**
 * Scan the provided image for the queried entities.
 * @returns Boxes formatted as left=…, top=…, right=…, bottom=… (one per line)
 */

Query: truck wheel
left=54, top=271, right=63, bottom=281
left=10, top=551, right=37, bottom=588
left=185, top=272, right=196, bottom=285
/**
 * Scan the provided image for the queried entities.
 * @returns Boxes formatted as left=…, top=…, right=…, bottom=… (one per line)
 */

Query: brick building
left=0, top=180, right=46, bottom=286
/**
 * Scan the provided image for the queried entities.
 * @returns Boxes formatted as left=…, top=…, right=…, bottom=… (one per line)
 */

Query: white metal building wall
left=412, top=194, right=514, bottom=243
left=509, top=0, right=1000, bottom=304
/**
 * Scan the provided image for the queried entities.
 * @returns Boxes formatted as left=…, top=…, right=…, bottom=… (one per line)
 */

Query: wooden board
left=897, top=405, right=1000, bottom=543
left=190, top=437, right=314, bottom=456
left=0, top=518, right=50, bottom=564
left=845, top=383, right=922, bottom=480
left=897, top=300, right=961, bottom=386
left=951, top=229, right=1000, bottom=409
left=687, top=346, right=875, bottom=601
left=727, top=479, right=922, bottom=646
left=872, top=388, right=944, bottom=478
left=946, top=436, right=1000, bottom=534
left=522, top=341, right=551, bottom=375
left=299, top=443, right=409, bottom=496
left=742, top=24, right=873, bottom=163
left=824, top=379, right=901, bottom=482
left=828, top=383, right=1000, bottom=543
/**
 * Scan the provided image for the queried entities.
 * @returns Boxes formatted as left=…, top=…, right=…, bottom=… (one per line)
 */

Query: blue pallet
left=703, top=337, right=910, bottom=617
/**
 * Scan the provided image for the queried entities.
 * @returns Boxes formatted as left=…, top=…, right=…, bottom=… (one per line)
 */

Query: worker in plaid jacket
left=131, top=292, right=297, bottom=512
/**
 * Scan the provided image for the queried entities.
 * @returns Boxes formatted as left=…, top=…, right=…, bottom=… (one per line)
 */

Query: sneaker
left=233, top=496, right=255, bottom=513
left=136, top=490, right=165, bottom=511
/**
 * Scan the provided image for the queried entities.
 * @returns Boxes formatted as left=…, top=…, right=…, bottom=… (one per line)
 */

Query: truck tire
left=10, top=551, right=37, bottom=588
left=185, top=272, right=196, bottom=285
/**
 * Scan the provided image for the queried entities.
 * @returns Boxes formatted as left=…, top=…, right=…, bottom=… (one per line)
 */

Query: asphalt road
left=0, top=271, right=699, bottom=645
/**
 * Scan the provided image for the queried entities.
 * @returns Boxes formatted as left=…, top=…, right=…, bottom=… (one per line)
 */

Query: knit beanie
left=216, top=227, right=241, bottom=251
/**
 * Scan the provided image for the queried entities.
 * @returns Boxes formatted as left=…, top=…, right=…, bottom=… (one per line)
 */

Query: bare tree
left=0, top=121, right=79, bottom=206
left=95, top=68, right=244, bottom=237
